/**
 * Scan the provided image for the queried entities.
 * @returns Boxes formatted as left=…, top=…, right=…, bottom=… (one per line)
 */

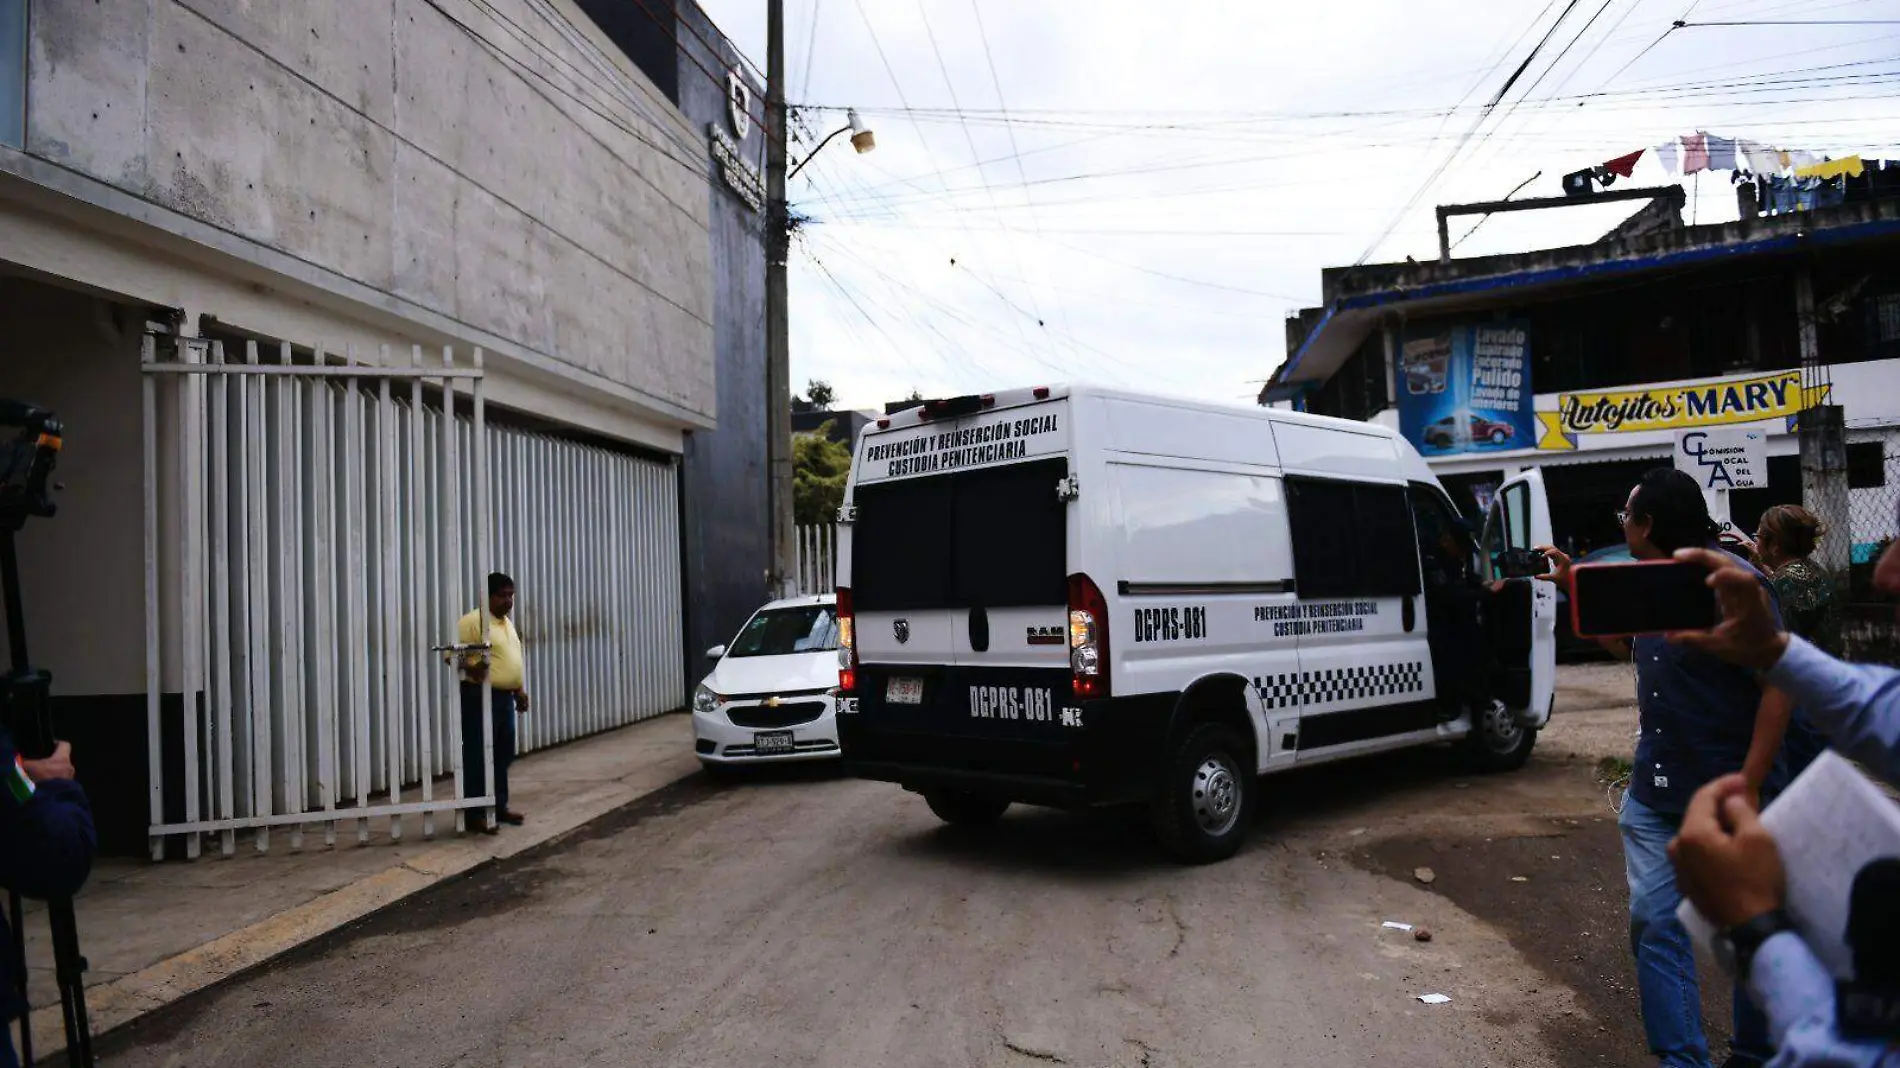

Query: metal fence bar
left=474, top=349, right=495, bottom=825
left=208, top=341, right=236, bottom=857
left=286, top=344, right=307, bottom=852
left=409, top=346, right=435, bottom=838
left=245, top=341, right=273, bottom=853
left=344, top=353, right=371, bottom=843
left=310, top=355, right=338, bottom=847
left=141, top=333, right=163, bottom=862
left=442, top=348, right=464, bottom=832
left=378, top=352, right=403, bottom=840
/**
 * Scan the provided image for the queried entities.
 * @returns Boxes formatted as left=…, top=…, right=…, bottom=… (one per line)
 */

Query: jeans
left=460, top=682, right=517, bottom=817
left=1621, top=794, right=1773, bottom=1067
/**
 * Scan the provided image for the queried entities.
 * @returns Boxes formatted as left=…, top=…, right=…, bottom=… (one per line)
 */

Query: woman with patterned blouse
left=1736, top=504, right=1840, bottom=784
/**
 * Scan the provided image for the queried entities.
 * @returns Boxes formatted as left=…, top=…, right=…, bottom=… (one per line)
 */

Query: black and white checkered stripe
left=1252, top=663, right=1426, bottom=709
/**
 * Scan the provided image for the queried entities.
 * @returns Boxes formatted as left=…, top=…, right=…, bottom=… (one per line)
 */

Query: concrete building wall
left=675, top=0, right=770, bottom=668
left=22, top=0, right=715, bottom=438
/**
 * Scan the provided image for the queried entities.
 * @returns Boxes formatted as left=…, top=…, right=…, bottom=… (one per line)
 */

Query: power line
left=1355, top=0, right=1584, bottom=264
left=797, top=0, right=822, bottom=102
left=912, top=0, right=1058, bottom=364
left=967, top=0, right=1081, bottom=370
left=1683, top=18, right=1900, bottom=25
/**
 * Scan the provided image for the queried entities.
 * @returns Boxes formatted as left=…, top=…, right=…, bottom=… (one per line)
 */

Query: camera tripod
left=2, top=525, right=94, bottom=1068
left=0, top=400, right=93, bottom=1068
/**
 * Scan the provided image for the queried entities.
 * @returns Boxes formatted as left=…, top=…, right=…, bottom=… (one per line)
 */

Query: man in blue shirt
left=1543, top=468, right=1794, bottom=1068
left=1665, top=535, right=1900, bottom=1068
left=0, top=731, right=94, bottom=1068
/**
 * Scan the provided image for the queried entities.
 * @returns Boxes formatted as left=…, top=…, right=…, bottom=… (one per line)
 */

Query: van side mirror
left=705, top=644, right=727, bottom=661
left=1496, top=547, right=1551, bottom=580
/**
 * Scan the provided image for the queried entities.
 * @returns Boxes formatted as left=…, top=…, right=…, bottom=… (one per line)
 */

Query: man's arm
left=0, top=740, right=94, bottom=900
left=1749, top=933, right=1899, bottom=1067
left=1765, top=637, right=1900, bottom=786
left=1671, top=548, right=1900, bottom=787
left=457, top=612, right=489, bottom=683
left=1742, top=684, right=1792, bottom=800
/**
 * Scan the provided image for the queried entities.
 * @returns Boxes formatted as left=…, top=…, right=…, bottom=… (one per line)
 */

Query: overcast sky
left=692, top=0, right=1899, bottom=411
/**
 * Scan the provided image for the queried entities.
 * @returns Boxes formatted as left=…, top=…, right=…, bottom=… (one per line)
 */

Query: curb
left=30, top=752, right=702, bottom=1058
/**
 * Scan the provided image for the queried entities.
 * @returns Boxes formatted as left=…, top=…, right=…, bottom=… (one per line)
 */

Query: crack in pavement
left=1002, top=1036, right=1067, bottom=1064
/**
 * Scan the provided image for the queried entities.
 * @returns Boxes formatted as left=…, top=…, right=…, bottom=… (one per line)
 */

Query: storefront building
left=1265, top=198, right=1900, bottom=599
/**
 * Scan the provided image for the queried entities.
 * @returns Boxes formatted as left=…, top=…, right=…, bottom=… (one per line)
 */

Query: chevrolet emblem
left=763, top=696, right=781, bottom=708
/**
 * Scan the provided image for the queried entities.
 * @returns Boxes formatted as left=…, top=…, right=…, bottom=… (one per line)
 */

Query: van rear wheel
left=1464, top=699, right=1537, bottom=772
left=924, top=789, right=1011, bottom=826
left=1150, top=723, right=1255, bottom=864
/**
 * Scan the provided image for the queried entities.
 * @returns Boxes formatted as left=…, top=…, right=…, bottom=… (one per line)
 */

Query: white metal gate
left=143, top=334, right=687, bottom=859
left=143, top=337, right=494, bottom=859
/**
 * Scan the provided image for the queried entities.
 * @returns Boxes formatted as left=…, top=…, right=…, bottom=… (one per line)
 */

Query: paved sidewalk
left=19, top=712, right=699, bottom=1058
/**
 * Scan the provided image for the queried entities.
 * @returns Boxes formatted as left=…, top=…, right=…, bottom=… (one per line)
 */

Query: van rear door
left=848, top=398, right=1073, bottom=748
left=1480, top=469, right=1556, bottom=728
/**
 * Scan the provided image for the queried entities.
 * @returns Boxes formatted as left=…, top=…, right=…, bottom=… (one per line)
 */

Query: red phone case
left=1568, top=558, right=1707, bottom=640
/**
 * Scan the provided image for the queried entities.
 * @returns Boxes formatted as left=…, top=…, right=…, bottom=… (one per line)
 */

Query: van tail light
left=1067, top=573, right=1110, bottom=700
left=837, top=587, right=858, bottom=695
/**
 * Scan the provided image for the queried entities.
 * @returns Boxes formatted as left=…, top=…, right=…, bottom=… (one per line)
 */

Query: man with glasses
left=1543, top=468, right=1794, bottom=1068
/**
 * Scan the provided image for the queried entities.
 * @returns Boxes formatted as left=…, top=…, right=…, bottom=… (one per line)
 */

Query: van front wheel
left=1465, top=699, right=1537, bottom=772
left=1150, top=723, right=1255, bottom=864
left=924, top=789, right=1011, bottom=826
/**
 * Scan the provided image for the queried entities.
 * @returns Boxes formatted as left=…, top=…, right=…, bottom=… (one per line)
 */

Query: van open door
left=1480, top=469, right=1556, bottom=729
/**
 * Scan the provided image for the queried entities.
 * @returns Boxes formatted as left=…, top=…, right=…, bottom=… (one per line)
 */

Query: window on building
left=0, top=0, right=23, bottom=148
left=1848, top=441, right=1887, bottom=489
left=1285, top=477, right=1420, bottom=598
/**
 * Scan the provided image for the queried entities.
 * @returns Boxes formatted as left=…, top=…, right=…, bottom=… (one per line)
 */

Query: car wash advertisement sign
left=1533, top=369, right=1830, bottom=451
left=1397, top=320, right=1535, bottom=457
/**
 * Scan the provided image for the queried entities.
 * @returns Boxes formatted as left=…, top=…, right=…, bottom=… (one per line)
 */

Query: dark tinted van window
left=852, top=457, right=1068, bottom=611
left=1286, top=477, right=1421, bottom=599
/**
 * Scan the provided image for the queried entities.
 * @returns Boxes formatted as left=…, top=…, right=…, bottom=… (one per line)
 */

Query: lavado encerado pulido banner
left=1397, top=321, right=1536, bottom=457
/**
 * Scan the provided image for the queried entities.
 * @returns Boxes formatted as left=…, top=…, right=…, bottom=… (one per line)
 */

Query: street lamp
left=788, top=110, right=875, bottom=181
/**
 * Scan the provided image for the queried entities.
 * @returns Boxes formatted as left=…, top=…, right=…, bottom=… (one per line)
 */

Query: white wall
left=22, top=0, right=714, bottom=434
left=0, top=276, right=144, bottom=695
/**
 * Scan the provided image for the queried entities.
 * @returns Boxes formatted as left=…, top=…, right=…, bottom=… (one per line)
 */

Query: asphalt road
left=103, top=694, right=1646, bottom=1068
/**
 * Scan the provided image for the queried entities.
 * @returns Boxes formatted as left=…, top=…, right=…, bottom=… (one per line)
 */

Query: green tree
left=902, top=388, right=924, bottom=404
left=793, top=420, right=852, bottom=526
left=804, top=379, right=836, bottom=410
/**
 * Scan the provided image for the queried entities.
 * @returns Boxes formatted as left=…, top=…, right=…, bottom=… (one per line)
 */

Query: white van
left=834, top=385, right=1556, bottom=863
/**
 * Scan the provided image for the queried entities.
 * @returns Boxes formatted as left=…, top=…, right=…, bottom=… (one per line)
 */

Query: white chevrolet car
left=693, top=594, right=843, bottom=766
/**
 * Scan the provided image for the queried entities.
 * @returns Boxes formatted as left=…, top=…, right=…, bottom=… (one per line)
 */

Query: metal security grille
left=142, top=336, right=683, bottom=859
left=487, top=422, right=683, bottom=755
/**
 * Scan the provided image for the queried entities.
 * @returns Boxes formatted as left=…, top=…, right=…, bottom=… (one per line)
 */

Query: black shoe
left=1720, top=1055, right=1767, bottom=1068
left=469, top=817, right=499, bottom=836
left=499, top=809, right=526, bottom=826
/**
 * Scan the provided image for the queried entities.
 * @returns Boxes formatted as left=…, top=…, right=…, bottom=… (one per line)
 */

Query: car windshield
left=726, top=605, right=839, bottom=658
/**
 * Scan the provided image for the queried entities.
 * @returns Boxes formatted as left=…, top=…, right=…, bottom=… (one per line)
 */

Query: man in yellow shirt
left=458, top=572, right=530, bottom=832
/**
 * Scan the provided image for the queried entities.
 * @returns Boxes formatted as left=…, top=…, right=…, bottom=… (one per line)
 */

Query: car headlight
left=693, top=685, right=720, bottom=716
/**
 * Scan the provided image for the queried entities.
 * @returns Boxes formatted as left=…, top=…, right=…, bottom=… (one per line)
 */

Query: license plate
left=886, top=677, right=923, bottom=705
left=754, top=730, right=795, bottom=754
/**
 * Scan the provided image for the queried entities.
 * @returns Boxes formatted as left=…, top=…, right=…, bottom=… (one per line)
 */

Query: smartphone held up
left=1569, top=559, right=1719, bottom=638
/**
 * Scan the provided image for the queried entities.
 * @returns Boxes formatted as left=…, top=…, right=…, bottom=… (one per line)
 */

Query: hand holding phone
left=1571, top=560, right=1719, bottom=638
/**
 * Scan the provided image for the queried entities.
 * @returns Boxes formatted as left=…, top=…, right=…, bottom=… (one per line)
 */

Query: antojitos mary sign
left=1535, top=369, right=1830, bottom=450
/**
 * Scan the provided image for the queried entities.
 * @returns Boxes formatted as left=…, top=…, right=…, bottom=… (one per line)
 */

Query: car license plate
left=754, top=730, right=795, bottom=754
left=886, top=677, right=923, bottom=705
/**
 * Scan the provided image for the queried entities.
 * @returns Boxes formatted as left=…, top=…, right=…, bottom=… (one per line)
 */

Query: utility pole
left=764, top=0, right=794, bottom=601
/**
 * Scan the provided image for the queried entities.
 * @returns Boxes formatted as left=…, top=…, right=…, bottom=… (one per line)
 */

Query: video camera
left=0, top=399, right=60, bottom=760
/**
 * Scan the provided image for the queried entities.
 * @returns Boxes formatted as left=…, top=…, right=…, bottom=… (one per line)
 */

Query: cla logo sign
left=726, top=69, right=751, bottom=141
left=893, top=619, right=910, bottom=645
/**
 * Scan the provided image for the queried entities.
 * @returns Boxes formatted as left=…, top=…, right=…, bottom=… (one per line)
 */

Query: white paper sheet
left=1678, top=751, right=1900, bottom=979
